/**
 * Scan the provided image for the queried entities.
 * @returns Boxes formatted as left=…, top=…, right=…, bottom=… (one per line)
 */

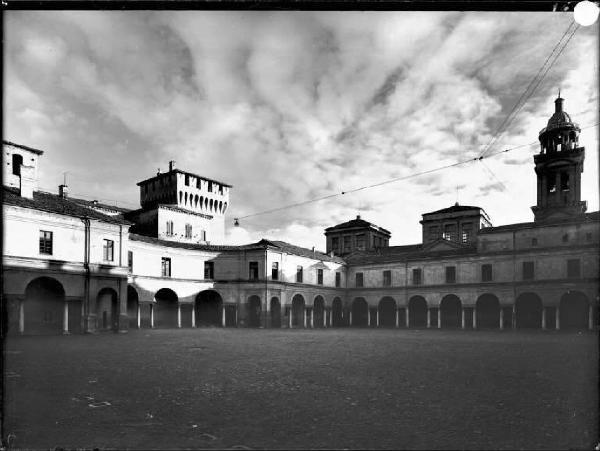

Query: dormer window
left=560, top=172, right=570, bottom=191
left=208, top=181, right=213, bottom=192
left=12, top=154, right=23, bottom=176
left=185, top=174, right=190, bottom=186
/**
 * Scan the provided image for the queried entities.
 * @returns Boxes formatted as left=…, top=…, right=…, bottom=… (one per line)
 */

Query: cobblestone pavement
left=3, top=328, right=598, bottom=450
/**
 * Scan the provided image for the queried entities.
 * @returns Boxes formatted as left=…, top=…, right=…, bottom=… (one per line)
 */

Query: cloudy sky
left=4, top=11, right=598, bottom=249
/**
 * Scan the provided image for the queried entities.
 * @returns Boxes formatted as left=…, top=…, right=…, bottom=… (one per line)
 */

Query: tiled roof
left=423, top=204, right=482, bottom=216
left=3, top=187, right=131, bottom=225
left=325, top=217, right=391, bottom=235
left=479, top=211, right=599, bottom=234
left=69, top=196, right=133, bottom=214
left=345, top=243, right=475, bottom=265
left=267, top=240, right=346, bottom=263
left=3, top=140, right=44, bottom=155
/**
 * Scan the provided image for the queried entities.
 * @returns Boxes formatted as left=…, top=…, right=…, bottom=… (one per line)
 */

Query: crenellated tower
left=531, top=95, right=587, bottom=222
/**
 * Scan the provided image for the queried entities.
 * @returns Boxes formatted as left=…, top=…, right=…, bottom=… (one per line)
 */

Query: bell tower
left=531, top=94, right=586, bottom=222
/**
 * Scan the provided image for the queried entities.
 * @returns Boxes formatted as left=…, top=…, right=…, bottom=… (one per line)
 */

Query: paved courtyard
left=3, top=328, right=598, bottom=450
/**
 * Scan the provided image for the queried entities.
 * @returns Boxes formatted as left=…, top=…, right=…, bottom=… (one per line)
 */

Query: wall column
left=395, top=309, right=400, bottom=328
left=349, top=311, right=353, bottom=326
left=541, top=307, right=547, bottom=330
left=63, top=301, right=70, bottom=335
left=19, top=299, right=25, bottom=334
left=150, top=304, right=154, bottom=328
left=177, top=303, right=182, bottom=328
left=461, top=308, right=466, bottom=330
left=191, top=305, right=196, bottom=328
left=512, top=304, right=516, bottom=329
left=427, top=309, right=431, bottom=328
left=555, top=306, right=560, bottom=330
left=472, top=307, right=477, bottom=329
left=289, top=308, right=292, bottom=328
left=303, top=308, right=307, bottom=328
left=235, top=305, right=238, bottom=327
left=437, top=308, right=441, bottom=329
left=405, top=308, right=410, bottom=328
left=310, top=308, right=314, bottom=328
left=221, top=305, right=226, bottom=327
left=499, top=308, right=504, bottom=330
left=137, top=303, right=141, bottom=329
left=376, top=309, right=380, bottom=327
left=323, top=309, right=327, bottom=328
left=589, top=305, right=594, bottom=331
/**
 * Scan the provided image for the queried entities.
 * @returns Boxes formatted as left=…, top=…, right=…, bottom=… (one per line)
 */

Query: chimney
left=356, top=214, right=361, bottom=220
left=169, top=160, right=175, bottom=172
left=59, top=184, right=69, bottom=198
left=157, top=168, right=161, bottom=176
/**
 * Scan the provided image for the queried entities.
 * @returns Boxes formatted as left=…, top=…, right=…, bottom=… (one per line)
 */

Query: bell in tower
left=531, top=94, right=587, bottom=222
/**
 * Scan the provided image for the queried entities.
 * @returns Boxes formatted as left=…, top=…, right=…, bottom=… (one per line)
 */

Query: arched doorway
left=313, top=296, right=325, bottom=328
left=24, top=277, right=65, bottom=335
left=195, top=290, right=223, bottom=327
left=291, top=294, right=305, bottom=328
left=560, top=291, right=589, bottom=330
left=154, top=288, right=178, bottom=328
left=515, top=293, right=543, bottom=329
left=351, top=298, right=368, bottom=327
left=378, top=297, right=396, bottom=327
left=270, top=297, right=281, bottom=328
left=248, top=295, right=262, bottom=328
left=97, top=288, right=119, bottom=331
left=440, top=295, right=461, bottom=328
left=476, top=294, right=500, bottom=329
left=408, top=296, right=427, bottom=328
left=332, top=297, right=343, bottom=327
left=127, top=285, right=139, bottom=329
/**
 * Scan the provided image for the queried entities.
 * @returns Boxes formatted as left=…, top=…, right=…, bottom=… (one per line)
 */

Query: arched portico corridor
left=291, top=295, right=305, bottom=328
left=476, top=294, right=500, bottom=329
left=270, top=297, right=281, bottom=328
left=351, top=298, right=368, bottom=327
left=332, top=297, right=343, bottom=327
left=515, top=293, right=543, bottom=329
left=559, top=291, right=591, bottom=330
left=127, top=285, right=140, bottom=329
left=248, top=295, right=262, bottom=328
left=440, top=295, right=461, bottom=328
left=154, top=288, right=178, bottom=328
left=378, top=297, right=396, bottom=327
left=313, top=296, right=325, bottom=328
left=408, top=296, right=427, bottom=328
left=195, top=290, right=224, bottom=327
left=22, top=277, right=66, bottom=335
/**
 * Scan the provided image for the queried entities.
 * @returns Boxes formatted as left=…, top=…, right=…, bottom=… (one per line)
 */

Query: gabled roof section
left=478, top=211, right=599, bottom=234
left=345, top=241, right=475, bottom=265
left=136, top=169, right=232, bottom=188
left=325, top=216, right=391, bottom=236
left=265, top=240, right=346, bottom=263
left=129, top=233, right=266, bottom=251
left=421, top=238, right=470, bottom=251
left=423, top=204, right=482, bottom=216
left=3, top=140, right=44, bottom=155
left=3, top=187, right=131, bottom=225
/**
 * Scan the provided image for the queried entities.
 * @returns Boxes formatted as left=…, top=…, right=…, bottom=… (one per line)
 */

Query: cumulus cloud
left=4, top=11, right=598, bottom=247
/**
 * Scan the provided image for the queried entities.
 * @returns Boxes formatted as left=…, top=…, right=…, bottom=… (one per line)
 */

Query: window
left=185, top=224, right=192, bottom=239
left=412, top=268, right=422, bottom=285
left=201, top=230, right=207, bottom=242
left=208, top=181, right=213, bottom=192
left=481, top=264, right=492, bottom=282
left=331, top=237, right=339, bottom=251
left=272, top=262, right=279, bottom=280
left=531, top=237, right=538, bottom=247
left=443, top=224, right=456, bottom=242
left=128, top=251, right=133, bottom=272
left=547, top=171, right=557, bottom=193
left=185, top=174, right=190, bottom=186
left=317, top=269, right=323, bottom=285
left=445, top=266, right=456, bottom=284
left=161, top=257, right=171, bottom=277
left=204, top=261, right=214, bottom=279
left=461, top=223, right=472, bottom=244
left=103, top=239, right=114, bottom=261
left=196, top=178, right=201, bottom=189
left=166, top=220, right=174, bottom=236
left=343, top=236, right=352, bottom=252
left=356, top=272, right=363, bottom=287
left=356, top=234, right=366, bottom=251
left=560, top=172, right=570, bottom=191
left=39, top=230, right=53, bottom=255
left=522, top=261, right=534, bottom=280
left=335, top=272, right=341, bottom=288
left=12, top=154, right=23, bottom=176
left=567, top=259, right=580, bottom=278
left=249, top=261, right=259, bottom=280
left=383, top=270, right=391, bottom=286
left=429, top=226, right=439, bottom=240
left=562, top=233, right=569, bottom=243
left=296, top=266, right=303, bottom=283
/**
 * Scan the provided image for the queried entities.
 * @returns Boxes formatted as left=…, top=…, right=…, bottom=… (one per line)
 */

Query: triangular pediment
left=422, top=238, right=467, bottom=252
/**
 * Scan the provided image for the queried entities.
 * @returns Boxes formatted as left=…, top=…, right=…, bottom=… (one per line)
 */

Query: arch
left=127, top=285, right=139, bottom=329
left=223, top=202, right=228, bottom=213
left=515, top=292, right=543, bottom=329
left=210, top=199, right=214, bottom=211
left=408, top=296, right=428, bottom=328
left=97, top=287, right=119, bottom=331
left=332, top=297, right=343, bottom=327
left=476, top=293, right=500, bottom=329
left=378, top=297, right=396, bottom=327
left=184, top=192, right=188, bottom=206
left=440, top=294, right=461, bottom=328
left=200, top=196, right=204, bottom=209
left=195, top=194, right=199, bottom=208
left=248, top=295, right=262, bottom=328
left=219, top=201, right=223, bottom=213
left=195, top=290, right=223, bottom=327
left=24, top=277, right=65, bottom=335
left=154, top=288, right=178, bottom=328
left=270, top=297, right=281, bottom=328
left=313, top=295, right=325, bottom=328
left=351, top=297, right=368, bottom=327
left=205, top=198, right=208, bottom=209
left=291, top=294, right=305, bottom=327
left=560, top=291, right=589, bottom=330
